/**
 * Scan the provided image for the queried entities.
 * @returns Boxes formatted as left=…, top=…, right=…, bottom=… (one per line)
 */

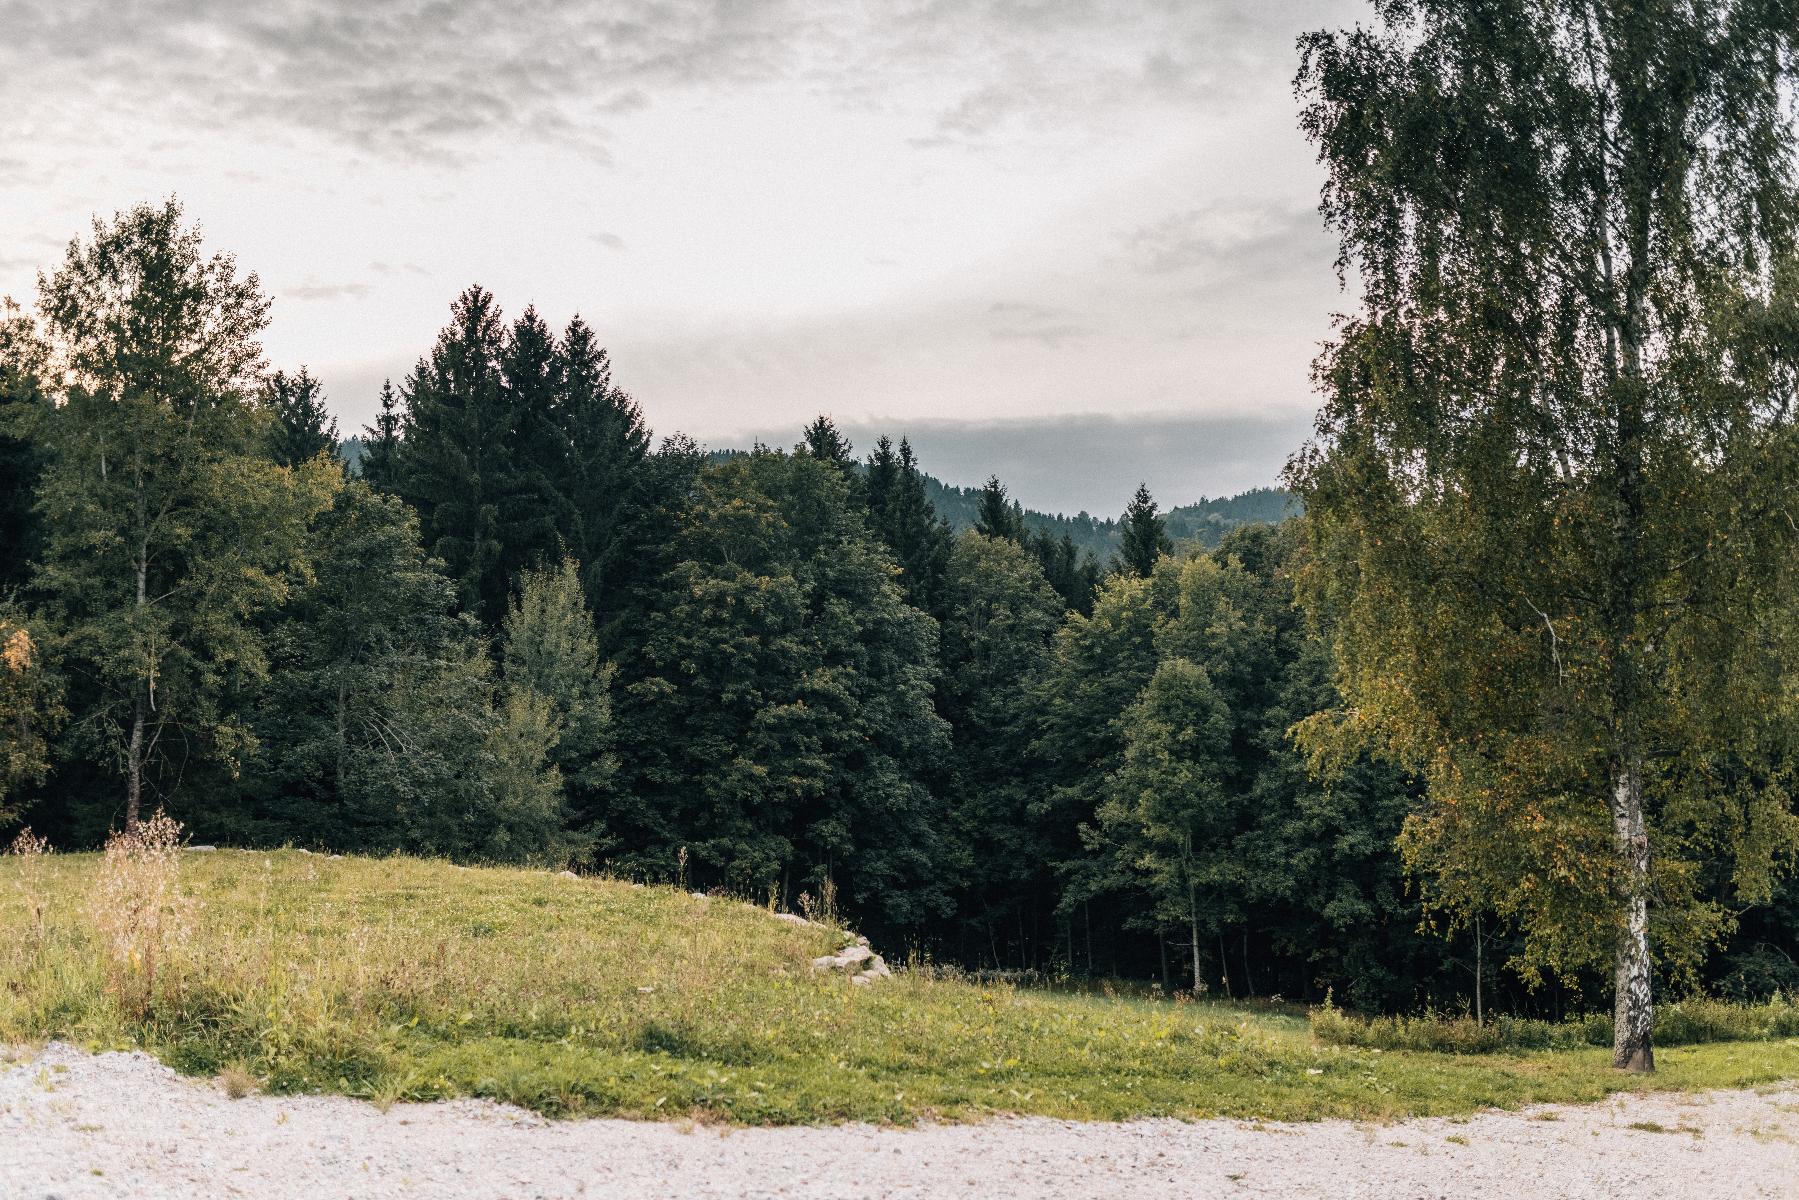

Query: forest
left=3, top=198, right=1797, bottom=1027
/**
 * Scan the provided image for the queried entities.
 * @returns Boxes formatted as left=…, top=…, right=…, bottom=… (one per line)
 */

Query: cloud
left=283, top=280, right=373, bottom=302
left=0, top=0, right=814, bottom=165
left=0, top=0, right=1364, bottom=167
left=1120, top=203, right=1331, bottom=282
left=984, top=301, right=1092, bottom=347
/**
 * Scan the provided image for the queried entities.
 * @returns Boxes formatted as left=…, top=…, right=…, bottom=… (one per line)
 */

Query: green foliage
left=262, top=367, right=339, bottom=468
left=0, top=618, right=59, bottom=826
left=502, top=559, right=614, bottom=842
left=613, top=450, right=951, bottom=927
left=1313, top=993, right=1799, bottom=1056
left=1115, top=483, right=1171, bottom=578
left=24, top=199, right=337, bottom=825
left=1292, top=1, right=1799, bottom=1064
left=863, top=436, right=953, bottom=614
left=973, top=475, right=1026, bottom=543
left=937, top=531, right=1063, bottom=958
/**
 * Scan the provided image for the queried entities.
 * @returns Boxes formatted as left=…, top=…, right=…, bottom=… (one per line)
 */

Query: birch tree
left=26, top=200, right=334, bottom=826
left=1292, top=0, right=1799, bottom=1070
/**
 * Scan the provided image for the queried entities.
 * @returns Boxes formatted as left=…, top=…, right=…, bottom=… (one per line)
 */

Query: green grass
left=4, top=849, right=1798, bottom=1124
left=1312, top=993, right=1799, bottom=1054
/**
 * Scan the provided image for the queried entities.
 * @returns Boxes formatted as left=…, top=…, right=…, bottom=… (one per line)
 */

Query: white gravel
left=2, top=1042, right=1796, bottom=1199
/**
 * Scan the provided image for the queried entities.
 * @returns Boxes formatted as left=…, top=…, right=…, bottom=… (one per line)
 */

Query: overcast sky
left=0, top=0, right=1360, bottom=516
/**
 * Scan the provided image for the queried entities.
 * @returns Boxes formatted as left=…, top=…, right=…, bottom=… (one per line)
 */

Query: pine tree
left=358, top=380, right=401, bottom=491
left=938, top=531, right=1063, bottom=966
left=551, top=316, right=655, bottom=636
left=0, top=299, right=49, bottom=595
left=974, top=475, right=1026, bottom=543
left=865, top=436, right=953, bottom=614
left=264, top=366, right=339, bottom=468
left=392, top=286, right=562, bottom=625
left=1117, top=483, right=1172, bottom=578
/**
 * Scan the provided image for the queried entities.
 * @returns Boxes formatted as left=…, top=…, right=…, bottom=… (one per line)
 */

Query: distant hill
left=700, top=447, right=1296, bottom=563
left=341, top=438, right=1296, bottom=564
left=920, top=477, right=1297, bottom=562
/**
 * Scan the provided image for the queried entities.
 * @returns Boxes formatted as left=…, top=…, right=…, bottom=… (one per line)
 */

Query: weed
left=85, top=811, right=194, bottom=1018
left=219, top=1062, right=259, bottom=1099
left=5, top=827, right=49, bottom=952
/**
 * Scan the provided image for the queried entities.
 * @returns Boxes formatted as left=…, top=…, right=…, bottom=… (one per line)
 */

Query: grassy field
left=3, top=846, right=1798, bottom=1125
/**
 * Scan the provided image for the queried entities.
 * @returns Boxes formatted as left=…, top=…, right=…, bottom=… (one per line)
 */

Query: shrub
left=1311, top=993, right=1799, bottom=1054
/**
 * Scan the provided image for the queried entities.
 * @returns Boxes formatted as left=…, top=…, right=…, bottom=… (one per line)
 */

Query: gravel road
left=3, top=1042, right=1795, bottom=1199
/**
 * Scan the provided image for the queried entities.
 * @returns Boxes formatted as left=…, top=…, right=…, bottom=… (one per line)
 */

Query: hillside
left=3, top=849, right=1796, bottom=1125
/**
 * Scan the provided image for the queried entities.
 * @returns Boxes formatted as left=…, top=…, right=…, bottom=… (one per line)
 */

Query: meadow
left=3, top=842, right=1798, bottom=1126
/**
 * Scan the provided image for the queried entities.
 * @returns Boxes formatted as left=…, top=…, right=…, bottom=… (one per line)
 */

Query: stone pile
left=811, top=935, right=892, bottom=986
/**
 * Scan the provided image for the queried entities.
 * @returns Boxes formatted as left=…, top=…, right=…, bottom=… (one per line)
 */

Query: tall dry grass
left=85, top=811, right=195, bottom=1017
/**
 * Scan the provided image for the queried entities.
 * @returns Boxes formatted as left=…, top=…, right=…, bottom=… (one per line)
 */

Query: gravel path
left=3, top=1043, right=1795, bottom=1199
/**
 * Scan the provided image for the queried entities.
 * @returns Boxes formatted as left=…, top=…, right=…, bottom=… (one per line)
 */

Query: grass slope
left=3, top=850, right=1797, bottom=1124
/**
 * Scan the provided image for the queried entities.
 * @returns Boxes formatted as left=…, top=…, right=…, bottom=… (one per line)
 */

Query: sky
left=0, top=0, right=1362, bottom=516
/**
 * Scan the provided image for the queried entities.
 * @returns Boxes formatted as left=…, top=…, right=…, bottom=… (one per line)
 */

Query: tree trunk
left=1611, top=760, right=1654, bottom=1072
left=126, top=692, right=144, bottom=830
left=1216, top=931, right=1232, bottom=1000
left=1242, top=930, right=1255, bottom=998
left=1474, top=914, right=1484, bottom=1026
left=126, top=533, right=149, bottom=829
left=334, top=680, right=348, bottom=797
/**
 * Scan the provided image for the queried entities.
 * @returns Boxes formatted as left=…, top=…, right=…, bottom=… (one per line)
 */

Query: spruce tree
left=264, top=366, right=339, bottom=468
left=551, top=316, right=655, bottom=636
left=1117, top=483, right=1172, bottom=578
left=0, top=300, right=49, bottom=595
left=864, top=436, right=953, bottom=614
left=974, top=475, right=1026, bottom=543
left=358, top=380, right=401, bottom=491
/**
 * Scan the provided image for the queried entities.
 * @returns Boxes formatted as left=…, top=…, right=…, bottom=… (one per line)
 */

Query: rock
left=689, top=891, right=708, bottom=900
left=811, top=955, right=841, bottom=971
left=850, top=974, right=871, bottom=986
left=865, top=957, right=892, bottom=978
left=556, top=870, right=579, bottom=879
left=834, top=945, right=873, bottom=967
left=772, top=913, right=810, bottom=927
left=855, top=935, right=870, bottom=948
left=186, top=845, right=218, bottom=852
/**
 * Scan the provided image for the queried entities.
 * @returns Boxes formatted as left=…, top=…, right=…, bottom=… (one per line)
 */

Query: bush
left=1310, top=993, right=1799, bottom=1054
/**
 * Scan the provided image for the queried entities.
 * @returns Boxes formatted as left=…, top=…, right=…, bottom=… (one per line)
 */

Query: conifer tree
left=551, top=317, right=655, bottom=636
left=865, top=436, right=954, bottom=614
left=974, top=475, right=1026, bottom=543
left=263, top=366, right=339, bottom=468
left=358, top=380, right=401, bottom=491
left=0, top=299, right=49, bottom=594
left=1117, top=483, right=1172, bottom=578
